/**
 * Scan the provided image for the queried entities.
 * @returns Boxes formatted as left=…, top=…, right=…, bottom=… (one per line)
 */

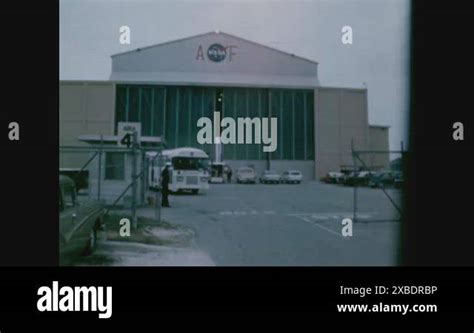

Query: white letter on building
left=196, top=45, right=204, bottom=60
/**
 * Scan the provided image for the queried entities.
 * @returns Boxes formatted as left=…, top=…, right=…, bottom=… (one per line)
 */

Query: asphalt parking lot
left=143, top=181, right=401, bottom=266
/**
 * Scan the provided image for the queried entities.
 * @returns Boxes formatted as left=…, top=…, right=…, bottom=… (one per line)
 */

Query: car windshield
left=290, top=172, right=300, bottom=175
left=172, top=157, right=209, bottom=170
left=212, top=164, right=224, bottom=172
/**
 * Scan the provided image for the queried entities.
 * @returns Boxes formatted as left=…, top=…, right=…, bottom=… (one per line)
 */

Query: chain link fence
left=60, top=136, right=164, bottom=229
left=350, top=140, right=406, bottom=223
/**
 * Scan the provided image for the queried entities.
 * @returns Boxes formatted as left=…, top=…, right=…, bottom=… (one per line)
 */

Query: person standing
left=161, top=165, right=171, bottom=207
left=227, top=167, right=233, bottom=183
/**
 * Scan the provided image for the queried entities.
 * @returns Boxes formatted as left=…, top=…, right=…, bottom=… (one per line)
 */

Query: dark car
left=321, top=171, right=345, bottom=184
left=368, top=171, right=396, bottom=188
left=343, top=171, right=372, bottom=186
left=393, top=172, right=404, bottom=188
left=59, top=175, right=105, bottom=265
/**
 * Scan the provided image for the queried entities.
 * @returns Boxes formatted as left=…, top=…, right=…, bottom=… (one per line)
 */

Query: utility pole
left=155, top=152, right=162, bottom=224
left=131, top=130, right=138, bottom=230
left=352, top=138, right=357, bottom=223
left=98, top=134, right=103, bottom=201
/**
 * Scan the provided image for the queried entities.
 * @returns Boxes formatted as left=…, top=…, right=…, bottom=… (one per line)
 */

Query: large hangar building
left=60, top=31, right=389, bottom=179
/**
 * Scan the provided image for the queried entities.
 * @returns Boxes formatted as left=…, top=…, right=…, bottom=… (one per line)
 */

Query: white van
left=148, top=147, right=210, bottom=194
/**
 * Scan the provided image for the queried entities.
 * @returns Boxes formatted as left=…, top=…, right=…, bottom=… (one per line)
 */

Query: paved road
left=147, top=181, right=401, bottom=266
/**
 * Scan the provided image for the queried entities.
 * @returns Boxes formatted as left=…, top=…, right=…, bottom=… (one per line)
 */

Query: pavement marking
left=219, top=210, right=277, bottom=216
left=288, top=212, right=374, bottom=221
left=297, top=215, right=343, bottom=237
left=288, top=212, right=376, bottom=237
left=218, top=211, right=375, bottom=220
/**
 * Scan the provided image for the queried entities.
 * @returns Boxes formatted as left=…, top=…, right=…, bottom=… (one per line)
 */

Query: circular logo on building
left=207, top=44, right=226, bottom=62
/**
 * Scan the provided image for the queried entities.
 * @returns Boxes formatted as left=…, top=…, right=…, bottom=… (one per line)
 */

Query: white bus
left=148, top=147, right=210, bottom=194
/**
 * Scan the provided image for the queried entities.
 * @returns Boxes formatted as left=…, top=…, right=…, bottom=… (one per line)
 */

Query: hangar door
left=115, top=84, right=314, bottom=161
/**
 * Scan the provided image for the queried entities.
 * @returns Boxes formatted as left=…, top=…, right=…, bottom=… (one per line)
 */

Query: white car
left=259, top=170, right=281, bottom=184
left=323, top=171, right=345, bottom=184
left=281, top=170, right=303, bottom=184
left=236, top=167, right=257, bottom=184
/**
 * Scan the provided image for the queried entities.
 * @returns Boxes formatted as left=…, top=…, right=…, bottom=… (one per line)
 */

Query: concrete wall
left=314, top=87, right=369, bottom=179
left=60, top=81, right=116, bottom=168
left=368, top=126, right=390, bottom=170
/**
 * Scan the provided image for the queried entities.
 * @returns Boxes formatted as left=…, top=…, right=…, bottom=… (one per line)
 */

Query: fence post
left=131, top=131, right=138, bottom=230
left=352, top=139, right=357, bottom=223
left=98, top=135, right=103, bottom=201
left=155, top=189, right=161, bottom=223
left=141, top=151, right=145, bottom=205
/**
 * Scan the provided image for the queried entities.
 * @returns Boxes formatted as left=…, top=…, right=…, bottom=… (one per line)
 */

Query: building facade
left=60, top=31, right=389, bottom=179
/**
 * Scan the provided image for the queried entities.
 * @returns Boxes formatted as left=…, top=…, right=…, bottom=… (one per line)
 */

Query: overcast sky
left=60, top=0, right=410, bottom=151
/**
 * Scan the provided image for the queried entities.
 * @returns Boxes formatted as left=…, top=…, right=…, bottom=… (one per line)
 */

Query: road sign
left=117, top=122, right=141, bottom=147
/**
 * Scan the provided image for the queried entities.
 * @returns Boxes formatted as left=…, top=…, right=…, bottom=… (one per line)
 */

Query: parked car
left=369, top=171, right=396, bottom=188
left=236, top=166, right=257, bottom=184
left=343, top=171, right=372, bottom=186
left=59, top=175, right=105, bottom=266
left=394, top=171, right=405, bottom=188
left=260, top=170, right=281, bottom=184
left=321, top=171, right=345, bottom=184
left=281, top=170, right=303, bottom=184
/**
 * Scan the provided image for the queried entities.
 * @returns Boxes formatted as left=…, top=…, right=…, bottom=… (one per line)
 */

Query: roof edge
left=110, top=31, right=319, bottom=66
left=110, top=31, right=218, bottom=58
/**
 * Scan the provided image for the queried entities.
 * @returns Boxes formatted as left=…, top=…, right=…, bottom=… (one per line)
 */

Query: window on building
left=105, top=152, right=125, bottom=180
